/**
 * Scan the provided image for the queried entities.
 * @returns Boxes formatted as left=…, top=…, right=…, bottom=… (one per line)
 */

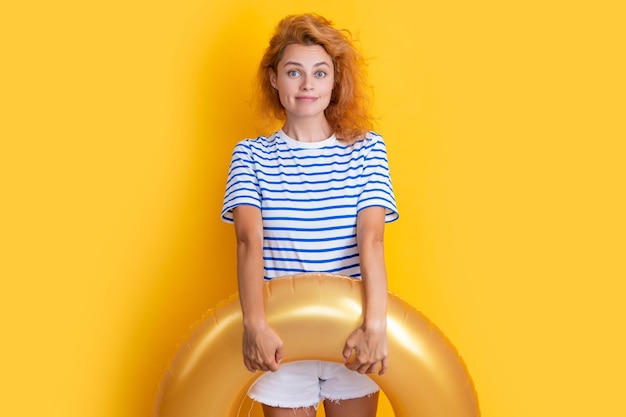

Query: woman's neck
left=282, top=118, right=333, bottom=143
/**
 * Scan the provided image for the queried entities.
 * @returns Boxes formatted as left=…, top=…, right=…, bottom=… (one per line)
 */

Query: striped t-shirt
left=221, top=130, right=399, bottom=280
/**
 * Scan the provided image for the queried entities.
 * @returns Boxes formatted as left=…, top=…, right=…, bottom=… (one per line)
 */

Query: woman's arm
left=233, top=205, right=283, bottom=372
left=342, top=205, right=389, bottom=375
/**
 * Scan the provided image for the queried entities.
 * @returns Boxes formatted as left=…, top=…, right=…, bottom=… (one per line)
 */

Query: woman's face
left=270, top=43, right=335, bottom=122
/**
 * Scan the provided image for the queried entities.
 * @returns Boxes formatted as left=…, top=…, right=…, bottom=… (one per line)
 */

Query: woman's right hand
left=242, top=321, right=284, bottom=373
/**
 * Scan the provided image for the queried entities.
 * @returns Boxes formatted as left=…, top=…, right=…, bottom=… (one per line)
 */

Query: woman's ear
left=269, top=70, right=277, bottom=89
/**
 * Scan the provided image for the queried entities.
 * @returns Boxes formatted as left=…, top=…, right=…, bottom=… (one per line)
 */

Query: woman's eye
left=287, top=70, right=300, bottom=77
left=315, top=71, right=327, bottom=78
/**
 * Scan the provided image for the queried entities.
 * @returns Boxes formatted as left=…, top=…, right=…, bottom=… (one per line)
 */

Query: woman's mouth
left=296, top=96, right=318, bottom=102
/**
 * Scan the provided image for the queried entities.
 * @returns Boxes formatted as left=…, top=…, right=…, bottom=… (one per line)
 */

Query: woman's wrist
left=243, top=315, right=268, bottom=330
left=362, top=316, right=387, bottom=331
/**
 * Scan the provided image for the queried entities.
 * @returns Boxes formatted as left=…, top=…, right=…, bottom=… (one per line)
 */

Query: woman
left=221, top=14, right=399, bottom=417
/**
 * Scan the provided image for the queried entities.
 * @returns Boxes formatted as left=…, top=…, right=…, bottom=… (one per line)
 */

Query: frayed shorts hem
left=246, top=360, right=380, bottom=409
left=248, top=389, right=380, bottom=410
left=321, top=387, right=380, bottom=403
left=247, top=394, right=322, bottom=410
left=248, top=387, right=380, bottom=409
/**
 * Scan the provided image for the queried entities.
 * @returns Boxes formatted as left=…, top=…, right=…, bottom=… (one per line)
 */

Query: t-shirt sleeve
left=356, top=133, right=399, bottom=223
left=221, top=140, right=261, bottom=223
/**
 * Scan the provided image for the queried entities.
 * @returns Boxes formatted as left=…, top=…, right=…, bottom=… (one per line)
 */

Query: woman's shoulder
left=348, top=130, right=383, bottom=143
left=347, top=131, right=387, bottom=150
left=236, top=131, right=278, bottom=144
left=232, top=132, right=280, bottom=152
left=365, top=131, right=384, bottom=142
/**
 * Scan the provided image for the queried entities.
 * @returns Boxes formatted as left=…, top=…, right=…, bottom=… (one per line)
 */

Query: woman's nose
left=300, top=75, right=313, bottom=90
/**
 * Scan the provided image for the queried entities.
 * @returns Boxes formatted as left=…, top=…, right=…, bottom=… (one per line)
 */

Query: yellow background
left=1, top=0, right=624, bottom=416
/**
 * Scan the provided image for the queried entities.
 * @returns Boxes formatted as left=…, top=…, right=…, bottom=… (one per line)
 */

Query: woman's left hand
left=342, top=322, right=388, bottom=375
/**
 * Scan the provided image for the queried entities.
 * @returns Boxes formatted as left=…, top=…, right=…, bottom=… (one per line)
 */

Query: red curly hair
left=256, top=14, right=373, bottom=143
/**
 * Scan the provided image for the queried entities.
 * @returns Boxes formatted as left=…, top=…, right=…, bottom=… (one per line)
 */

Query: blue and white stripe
left=222, top=130, right=398, bottom=280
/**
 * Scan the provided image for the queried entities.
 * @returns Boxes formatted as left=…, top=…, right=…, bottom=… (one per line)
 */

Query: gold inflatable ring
left=154, top=274, right=479, bottom=416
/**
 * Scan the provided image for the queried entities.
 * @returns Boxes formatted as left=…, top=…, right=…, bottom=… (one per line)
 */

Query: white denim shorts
left=247, top=360, right=379, bottom=408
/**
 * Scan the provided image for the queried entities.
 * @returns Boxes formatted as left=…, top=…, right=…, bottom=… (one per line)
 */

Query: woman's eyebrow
left=282, top=61, right=331, bottom=68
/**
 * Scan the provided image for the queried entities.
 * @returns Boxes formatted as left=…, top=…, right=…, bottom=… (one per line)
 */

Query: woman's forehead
left=278, top=44, right=333, bottom=67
